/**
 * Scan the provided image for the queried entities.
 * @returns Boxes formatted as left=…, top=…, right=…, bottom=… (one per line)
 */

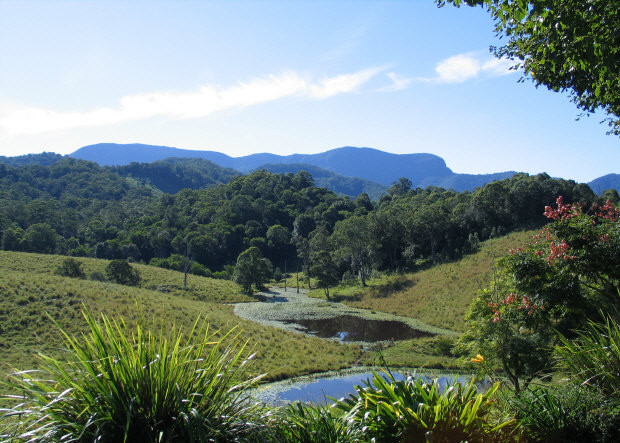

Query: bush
left=55, top=257, right=85, bottom=279
left=105, top=259, right=140, bottom=285
left=88, top=270, right=106, bottom=281
left=1, top=311, right=266, bottom=442
left=555, top=315, right=620, bottom=398
left=270, top=402, right=363, bottom=442
left=510, top=384, right=620, bottom=442
left=334, top=370, right=512, bottom=442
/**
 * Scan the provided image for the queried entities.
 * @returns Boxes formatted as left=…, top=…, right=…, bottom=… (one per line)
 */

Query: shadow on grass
left=368, top=276, right=415, bottom=299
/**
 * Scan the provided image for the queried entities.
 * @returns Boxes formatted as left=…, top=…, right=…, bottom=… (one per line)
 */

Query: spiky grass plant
left=555, top=314, right=620, bottom=397
left=509, top=384, right=620, bottom=442
left=268, top=402, right=364, bottom=442
left=1, top=310, right=265, bottom=442
left=334, top=370, right=513, bottom=442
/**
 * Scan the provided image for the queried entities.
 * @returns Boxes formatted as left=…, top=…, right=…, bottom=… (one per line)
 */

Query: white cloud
left=419, top=52, right=516, bottom=84
left=309, top=67, right=385, bottom=99
left=481, top=57, right=515, bottom=76
left=382, top=72, right=414, bottom=91
left=0, top=68, right=384, bottom=136
left=435, top=54, right=482, bottom=83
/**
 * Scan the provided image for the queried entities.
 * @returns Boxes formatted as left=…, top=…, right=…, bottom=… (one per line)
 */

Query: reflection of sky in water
left=269, top=372, right=477, bottom=405
left=284, top=315, right=435, bottom=342
left=335, top=331, right=348, bottom=341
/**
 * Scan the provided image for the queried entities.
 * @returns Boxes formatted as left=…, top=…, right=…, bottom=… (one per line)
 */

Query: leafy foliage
left=55, top=257, right=85, bottom=279
left=233, top=247, right=272, bottom=294
left=555, top=315, right=620, bottom=398
left=270, top=402, right=364, bottom=442
left=334, top=370, right=511, bottom=442
left=439, top=0, right=620, bottom=135
left=105, top=259, right=141, bottom=286
left=459, top=197, right=619, bottom=392
left=509, top=384, right=620, bottom=442
left=1, top=311, right=265, bottom=442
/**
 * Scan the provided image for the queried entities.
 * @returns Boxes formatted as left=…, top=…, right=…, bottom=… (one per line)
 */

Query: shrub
left=55, top=257, right=85, bottom=279
left=555, top=315, right=620, bottom=398
left=510, top=384, right=620, bottom=442
left=269, top=402, right=363, bottom=442
left=334, top=370, right=512, bottom=442
left=88, top=270, right=106, bottom=281
left=1, top=311, right=265, bottom=442
left=105, top=259, right=140, bottom=285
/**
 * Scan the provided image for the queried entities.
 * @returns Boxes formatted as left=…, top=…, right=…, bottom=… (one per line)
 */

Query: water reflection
left=283, top=315, right=434, bottom=342
left=255, top=371, right=484, bottom=405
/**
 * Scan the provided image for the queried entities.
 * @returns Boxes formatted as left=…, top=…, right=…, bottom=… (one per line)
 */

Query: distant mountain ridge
left=70, top=143, right=517, bottom=192
left=256, top=163, right=387, bottom=200
left=587, top=174, right=620, bottom=195
left=5, top=144, right=615, bottom=196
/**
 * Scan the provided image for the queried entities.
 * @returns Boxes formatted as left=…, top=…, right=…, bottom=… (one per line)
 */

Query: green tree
left=105, top=259, right=141, bottom=286
left=20, top=223, right=57, bottom=254
left=458, top=271, right=554, bottom=393
left=232, top=246, right=272, bottom=294
left=309, top=227, right=339, bottom=298
left=310, top=250, right=339, bottom=299
left=55, top=257, right=85, bottom=279
left=331, top=215, right=379, bottom=286
left=439, top=0, right=620, bottom=135
left=460, top=196, right=620, bottom=392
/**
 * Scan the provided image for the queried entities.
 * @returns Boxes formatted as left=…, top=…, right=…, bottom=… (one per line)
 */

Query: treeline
left=0, top=156, right=607, bottom=285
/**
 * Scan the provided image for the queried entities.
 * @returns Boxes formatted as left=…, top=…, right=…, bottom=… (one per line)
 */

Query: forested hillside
left=114, top=157, right=240, bottom=194
left=0, top=156, right=602, bottom=288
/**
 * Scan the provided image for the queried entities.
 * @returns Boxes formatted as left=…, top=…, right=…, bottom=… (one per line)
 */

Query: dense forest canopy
left=0, top=154, right=604, bottom=286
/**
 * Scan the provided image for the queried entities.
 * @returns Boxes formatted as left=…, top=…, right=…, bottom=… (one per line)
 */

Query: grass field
left=309, top=230, right=537, bottom=332
left=0, top=251, right=361, bottom=383
left=0, top=232, right=535, bottom=388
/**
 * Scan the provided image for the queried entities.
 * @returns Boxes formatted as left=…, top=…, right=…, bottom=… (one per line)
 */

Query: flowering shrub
left=459, top=196, right=619, bottom=392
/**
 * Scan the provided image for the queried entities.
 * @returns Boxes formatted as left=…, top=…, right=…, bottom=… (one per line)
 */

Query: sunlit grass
left=0, top=251, right=361, bottom=386
left=317, top=230, right=536, bottom=332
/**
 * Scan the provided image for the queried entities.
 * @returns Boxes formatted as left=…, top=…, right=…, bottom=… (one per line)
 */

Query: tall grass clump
left=334, top=370, right=513, bottom=442
left=509, top=384, right=620, bottom=442
left=268, top=402, right=364, bottom=442
left=555, top=315, right=620, bottom=397
left=1, top=310, right=265, bottom=442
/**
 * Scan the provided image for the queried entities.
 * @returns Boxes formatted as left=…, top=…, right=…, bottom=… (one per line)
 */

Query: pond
left=253, top=369, right=484, bottom=405
left=283, top=315, right=435, bottom=342
left=234, top=287, right=455, bottom=343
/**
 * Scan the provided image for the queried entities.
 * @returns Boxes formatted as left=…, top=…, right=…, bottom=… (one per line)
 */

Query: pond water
left=283, top=315, right=435, bottom=342
left=253, top=370, right=483, bottom=405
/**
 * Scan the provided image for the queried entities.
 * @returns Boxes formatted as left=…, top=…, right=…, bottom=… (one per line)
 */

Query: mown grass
left=310, top=230, right=537, bottom=332
left=0, top=251, right=361, bottom=385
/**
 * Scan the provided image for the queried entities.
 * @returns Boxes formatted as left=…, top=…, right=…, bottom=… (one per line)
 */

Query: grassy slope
left=316, top=230, right=537, bottom=333
left=0, top=252, right=360, bottom=383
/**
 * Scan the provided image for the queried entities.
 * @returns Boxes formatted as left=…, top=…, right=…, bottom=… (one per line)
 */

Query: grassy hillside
left=313, top=230, right=537, bottom=333
left=0, top=252, right=360, bottom=382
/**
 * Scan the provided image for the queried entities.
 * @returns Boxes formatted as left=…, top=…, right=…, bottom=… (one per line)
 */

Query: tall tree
left=439, top=0, right=620, bottom=135
left=232, top=246, right=272, bottom=294
left=331, top=215, right=379, bottom=286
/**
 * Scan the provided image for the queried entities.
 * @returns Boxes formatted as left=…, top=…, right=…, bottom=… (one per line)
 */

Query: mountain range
left=3, top=143, right=616, bottom=198
left=71, top=143, right=519, bottom=193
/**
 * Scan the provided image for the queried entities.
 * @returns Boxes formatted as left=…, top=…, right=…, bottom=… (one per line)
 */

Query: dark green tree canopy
left=439, top=0, right=620, bottom=135
left=233, top=246, right=272, bottom=294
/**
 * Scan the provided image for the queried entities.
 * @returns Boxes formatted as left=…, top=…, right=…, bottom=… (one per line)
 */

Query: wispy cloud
left=309, top=67, right=386, bottom=99
left=0, top=68, right=385, bottom=135
left=380, top=72, right=414, bottom=91
left=408, top=52, right=515, bottom=85
left=432, top=53, right=514, bottom=83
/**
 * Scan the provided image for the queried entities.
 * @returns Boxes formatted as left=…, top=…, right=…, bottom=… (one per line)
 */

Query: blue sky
left=0, top=0, right=618, bottom=182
